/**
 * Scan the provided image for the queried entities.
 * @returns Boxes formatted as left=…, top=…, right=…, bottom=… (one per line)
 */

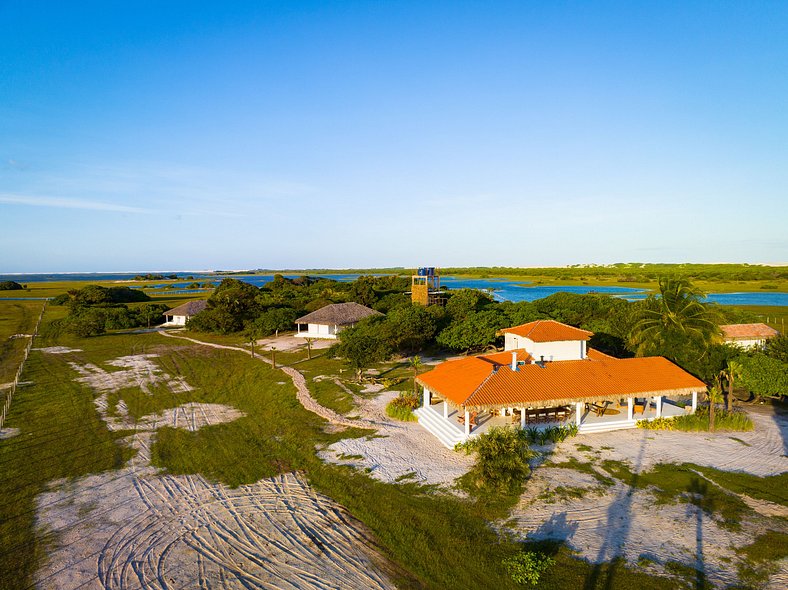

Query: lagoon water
left=2, top=272, right=786, bottom=306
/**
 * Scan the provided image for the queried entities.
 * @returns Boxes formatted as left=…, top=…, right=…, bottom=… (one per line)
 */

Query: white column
left=520, top=407, right=526, bottom=429
left=464, top=409, right=470, bottom=437
left=443, top=400, right=449, bottom=419
left=575, top=402, right=583, bottom=427
left=691, top=391, right=698, bottom=413
left=423, top=388, right=431, bottom=408
left=627, top=397, right=634, bottom=421
left=655, top=396, right=662, bottom=418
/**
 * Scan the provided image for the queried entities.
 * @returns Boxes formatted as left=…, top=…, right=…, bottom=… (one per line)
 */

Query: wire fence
left=0, top=301, right=47, bottom=431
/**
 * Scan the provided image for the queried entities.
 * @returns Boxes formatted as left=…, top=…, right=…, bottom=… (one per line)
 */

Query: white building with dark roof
left=162, top=300, right=208, bottom=327
left=295, top=302, right=381, bottom=339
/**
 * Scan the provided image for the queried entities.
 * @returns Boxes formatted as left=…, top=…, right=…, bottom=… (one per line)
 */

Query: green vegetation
left=0, top=300, right=43, bottom=382
left=457, top=426, right=536, bottom=494
left=502, top=550, right=556, bottom=585
left=738, top=353, right=788, bottom=399
left=0, top=280, right=24, bottom=290
left=736, top=531, right=788, bottom=586
left=523, top=424, right=579, bottom=445
left=385, top=393, right=420, bottom=421
left=636, top=408, right=754, bottom=432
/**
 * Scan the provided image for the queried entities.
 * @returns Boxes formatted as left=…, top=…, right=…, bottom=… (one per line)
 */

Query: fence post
left=0, top=301, right=46, bottom=431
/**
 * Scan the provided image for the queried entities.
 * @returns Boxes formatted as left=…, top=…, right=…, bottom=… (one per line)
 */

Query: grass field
left=0, top=303, right=699, bottom=590
left=0, top=300, right=44, bottom=383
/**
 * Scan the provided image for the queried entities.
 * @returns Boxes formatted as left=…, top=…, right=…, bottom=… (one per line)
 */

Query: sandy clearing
left=69, top=354, right=193, bottom=395
left=546, top=411, right=788, bottom=477
left=0, top=427, right=20, bottom=439
left=35, top=351, right=396, bottom=589
left=503, top=411, right=788, bottom=587
left=319, top=390, right=474, bottom=487
left=36, top=469, right=396, bottom=590
left=35, top=346, right=82, bottom=354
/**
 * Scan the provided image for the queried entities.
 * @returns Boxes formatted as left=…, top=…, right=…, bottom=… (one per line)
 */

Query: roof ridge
left=464, top=361, right=509, bottom=407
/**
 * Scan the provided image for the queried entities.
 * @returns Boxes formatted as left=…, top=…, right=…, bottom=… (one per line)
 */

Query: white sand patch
left=546, top=410, right=788, bottom=477
left=503, top=411, right=788, bottom=588
left=36, top=470, right=395, bottom=590
left=35, top=346, right=82, bottom=354
left=69, top=354, right=192, bottom=395
left=0, top=427, right=20, bottom=439
left=319, top=391, right=474, bottom=487
left=506, top=471, right=759, bottom=587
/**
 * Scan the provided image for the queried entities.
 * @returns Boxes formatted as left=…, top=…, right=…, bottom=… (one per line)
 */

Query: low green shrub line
left=636, top=408, right=753, bottom=432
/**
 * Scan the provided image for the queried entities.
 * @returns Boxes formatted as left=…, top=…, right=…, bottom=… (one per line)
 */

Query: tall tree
left=629, top=277, right=720, bottom=362
left=409, top=356, right=423, bottom=394
left=722, top=359, right=744, bottom=411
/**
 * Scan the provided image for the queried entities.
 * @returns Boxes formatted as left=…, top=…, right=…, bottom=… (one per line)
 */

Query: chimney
left=511, top=351, right=518, bottom=371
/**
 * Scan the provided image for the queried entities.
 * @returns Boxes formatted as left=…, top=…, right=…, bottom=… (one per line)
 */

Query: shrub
left=457, top=426, right=535, bottom=492
left=524, top=424, right=578, bottom=445
left=637, top=408, right=753, bottom=432
left=385, top=394, right=420, bottom=421
left=0, top=280, right=23, bottom=290
left=502, top=551, right=555, bottom=585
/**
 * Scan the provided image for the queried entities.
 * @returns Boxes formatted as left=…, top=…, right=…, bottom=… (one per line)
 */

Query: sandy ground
left=503, top=409, right=788, bottom=588
left=319, top=390, right=474, bottom=487
left=35, top=346, right=83, bottom=354
left=34, top=350, right=397, bottom=590
left=255, top=334, right=333, bottom=353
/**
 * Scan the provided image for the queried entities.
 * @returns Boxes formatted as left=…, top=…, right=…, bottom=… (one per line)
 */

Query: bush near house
left=385, top=393, right=420, bottom=421
left=458, top=426, right=535, bottom=493
left=636, top=408, right=754, bottom=432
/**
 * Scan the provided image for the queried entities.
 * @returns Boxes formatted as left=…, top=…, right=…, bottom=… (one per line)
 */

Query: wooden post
left=271, top=347, right=277, bottom=369
left=464, top=409, right=470, bottom=437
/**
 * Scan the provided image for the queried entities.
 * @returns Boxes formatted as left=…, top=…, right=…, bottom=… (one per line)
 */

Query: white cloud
left=0, top=193, right=153, bottom=214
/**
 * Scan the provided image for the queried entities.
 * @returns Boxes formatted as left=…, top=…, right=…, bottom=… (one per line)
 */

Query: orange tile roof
left=720, top=323, right=779, bottom=340
left=500, top=319, right=593, bottom=342
left=416, top=348, right=705, bottom=409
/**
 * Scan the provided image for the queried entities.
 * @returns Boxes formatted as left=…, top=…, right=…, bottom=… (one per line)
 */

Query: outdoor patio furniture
left=458, top=411, right=478, bottom=429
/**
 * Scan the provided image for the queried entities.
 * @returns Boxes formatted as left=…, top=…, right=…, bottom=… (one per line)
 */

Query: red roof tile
left=720, top=323, right=779, bottom=340
left=500, top=319, right=593, bottom=342
left=417, top=348, right=705, bottom=409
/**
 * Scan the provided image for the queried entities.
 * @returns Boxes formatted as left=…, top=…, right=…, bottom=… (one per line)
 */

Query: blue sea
left=1, top=272, right=786, bottom=306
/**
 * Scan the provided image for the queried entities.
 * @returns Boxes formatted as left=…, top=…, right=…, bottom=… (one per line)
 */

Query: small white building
left=721, top=323, right=779, bottom=350
left=162, top=300, right=208, bottom=327
left=295, top=302, right=381, bottom=339
left=500, top=319, right=592, bottom=361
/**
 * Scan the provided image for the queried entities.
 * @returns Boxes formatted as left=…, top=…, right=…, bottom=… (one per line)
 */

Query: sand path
left=157, top=330, right=377, bottom=429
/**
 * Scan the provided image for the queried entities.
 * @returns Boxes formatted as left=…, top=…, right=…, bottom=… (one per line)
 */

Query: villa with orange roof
left=414, top=320, right=706, bottom=448
left=720, top=323, right=779, bottom=350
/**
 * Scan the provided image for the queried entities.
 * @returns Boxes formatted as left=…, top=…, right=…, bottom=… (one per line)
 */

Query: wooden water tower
left=411, top=267, right=444, bottom=306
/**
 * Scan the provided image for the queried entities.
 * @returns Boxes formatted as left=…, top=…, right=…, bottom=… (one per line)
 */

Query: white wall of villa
left=163, top=314, right=188, bottom=326
left=296, top=323, right=341, bottom=339
left=415, top=388, right=701, bottom=448
left=726, top=338, right=768, bottom=350
left=504, top=333, right=586, bottom=361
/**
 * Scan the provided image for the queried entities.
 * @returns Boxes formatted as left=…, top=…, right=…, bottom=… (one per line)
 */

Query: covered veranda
left=417, top=387, right=699, bottom=444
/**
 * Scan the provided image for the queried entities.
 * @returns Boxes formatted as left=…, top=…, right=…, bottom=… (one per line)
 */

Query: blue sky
left=1, top=1, right=786, bottom=272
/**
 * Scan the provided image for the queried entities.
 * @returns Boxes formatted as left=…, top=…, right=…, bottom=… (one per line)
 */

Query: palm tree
left=707, top=384, right=724, bottom=431
left=409, top=356, right=423, bottom=395
left=722, top=359, right=744, bottom=412
left=629, top=277, right=720, bottom=357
